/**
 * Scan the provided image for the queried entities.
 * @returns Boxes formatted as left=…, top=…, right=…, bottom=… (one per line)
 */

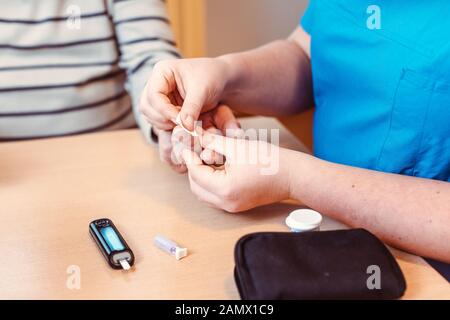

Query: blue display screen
left=100, top=226, right=125, bottom=251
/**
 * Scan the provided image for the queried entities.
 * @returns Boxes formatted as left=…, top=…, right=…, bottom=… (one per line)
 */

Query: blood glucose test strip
left=154, top=235, right=188, bottom=260
left=89, top=218, right=135, bottom=270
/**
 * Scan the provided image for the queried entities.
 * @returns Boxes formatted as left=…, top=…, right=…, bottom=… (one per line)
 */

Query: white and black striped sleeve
left=109, top=0, right=181, bottom=143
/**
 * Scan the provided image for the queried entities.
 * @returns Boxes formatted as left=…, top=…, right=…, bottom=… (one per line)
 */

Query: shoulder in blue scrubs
left=301, top=0, right=450, bottom=181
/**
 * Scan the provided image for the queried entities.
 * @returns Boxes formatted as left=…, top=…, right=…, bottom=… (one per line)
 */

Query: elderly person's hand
left=153, top=105, right=241, bottom=173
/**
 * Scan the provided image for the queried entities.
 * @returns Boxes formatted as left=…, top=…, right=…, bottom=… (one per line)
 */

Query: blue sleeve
left=300, top=0, right=315, bottom=35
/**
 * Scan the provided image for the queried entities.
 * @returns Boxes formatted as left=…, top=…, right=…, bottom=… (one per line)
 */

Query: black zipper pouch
left=234, top=229, right=406, bottom=299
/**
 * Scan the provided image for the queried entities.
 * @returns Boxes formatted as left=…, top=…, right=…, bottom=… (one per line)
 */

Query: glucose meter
left=89, top=218, right=135, bottom=270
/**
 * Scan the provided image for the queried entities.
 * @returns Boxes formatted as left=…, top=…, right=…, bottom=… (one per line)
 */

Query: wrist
left=276, top=147, right=297, bottom=201
left=283, top=149, right=316, bottom=201
left=217, top=53, right=245, bottom=100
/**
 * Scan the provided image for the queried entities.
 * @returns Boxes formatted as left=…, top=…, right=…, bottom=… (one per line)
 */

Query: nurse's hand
left=181, top=131, right=292, bottom=212
left=140, top=58, right=232, bottom=132
left=156, top=105, right=241, bottom=173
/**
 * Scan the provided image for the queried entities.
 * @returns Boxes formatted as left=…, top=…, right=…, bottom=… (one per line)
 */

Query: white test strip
left=119, top=259, right=131, bottom=270
left=174, top=113, right=198, bottom=137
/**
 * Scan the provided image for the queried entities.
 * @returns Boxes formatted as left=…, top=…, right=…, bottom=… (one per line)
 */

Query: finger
left=158, top=130, right=188, bottom=173
left=213, top=105, right=240, bottom=132
left=200, top=148, right=224, bottom=166
left=199, top=131, right=236, bottom=157
left=145, top=106, right=176, bottom=130
left=205, top=126, right=222, bottom=135
left=171, top=125, right=195, bottom=147
left=140, top=89, right=175, bottom=130
left=171, top=163, right=188, bottom=174
left=171, top=126, right=200, bottom=166
left=158, top=130, right=174, bottom=162
left=200, top=148, right=215, bottom=165
left=146, top=66, right=180, bottom=122
left=182, top=148, right=225, bottom=191
left=167, top=146, right=187, bottom=171
left=172, top=142, right=189, bottom=165
left=182, top=147, right=203, bottom=166
left=171, top=143, right=184, bottom=165
left=151, top=92, right=180, bottom=123
left=154, top=121, right=177, bottom=132
left=202, top=127, right=224, bottom=165
left=167, top=151, right=188, bottom=173
left=213, top=105, right=246, bottom=138
left=179, top=89, right=208, bottom=131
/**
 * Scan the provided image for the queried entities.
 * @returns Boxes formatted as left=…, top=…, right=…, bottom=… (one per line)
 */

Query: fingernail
left=225, top=121, right=241, bottom=130
left=183, top=115, right=194, bottom=130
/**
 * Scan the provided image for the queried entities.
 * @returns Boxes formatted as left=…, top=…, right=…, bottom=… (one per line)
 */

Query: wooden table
left=0, top=117, right=448, bottom=299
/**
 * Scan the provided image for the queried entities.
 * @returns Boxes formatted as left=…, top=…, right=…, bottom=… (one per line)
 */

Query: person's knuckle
left=159, top=151, right=170, bottom=164
left=223, top=201, right=240, bottom=213
left=160, top=142, right=172, bottom=155
left=205, top=84, right=219, bottom=100
left=153, top=60, right=168, bottom=72
left=147, top=95, right=161, bottom=111
left=176, top=166, right=187, bottom=174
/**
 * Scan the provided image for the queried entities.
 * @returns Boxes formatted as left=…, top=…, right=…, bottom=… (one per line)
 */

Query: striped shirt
left=0, top=0, right=180, bottom=141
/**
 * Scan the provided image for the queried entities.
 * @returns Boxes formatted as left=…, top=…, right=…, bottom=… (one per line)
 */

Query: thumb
left=181, top=147, right=222, bottom=192
left=181, top=148, right=203, bottom=167
left=179, top=89, right=207, bottom=131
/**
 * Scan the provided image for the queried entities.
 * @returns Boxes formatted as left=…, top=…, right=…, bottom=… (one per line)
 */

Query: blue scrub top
left=301, top=0, right=450, bottom=181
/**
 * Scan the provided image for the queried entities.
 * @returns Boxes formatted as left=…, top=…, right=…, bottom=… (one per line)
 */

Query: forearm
left=285, top=150, right=450, bottom=262
left=219, top=39, right=313, bottom=116
left=111, top=0, right=181, bottom=142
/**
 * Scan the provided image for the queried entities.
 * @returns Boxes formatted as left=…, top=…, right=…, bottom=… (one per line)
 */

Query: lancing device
left=89, top=218, right=135, bottom=270
left=154, top=235, right=188, bottom=260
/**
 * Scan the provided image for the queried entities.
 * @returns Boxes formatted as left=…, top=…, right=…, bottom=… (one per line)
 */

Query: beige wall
left=204, top=0, right=308, bottom=56
left=167, top=0, right=205, bottom=57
